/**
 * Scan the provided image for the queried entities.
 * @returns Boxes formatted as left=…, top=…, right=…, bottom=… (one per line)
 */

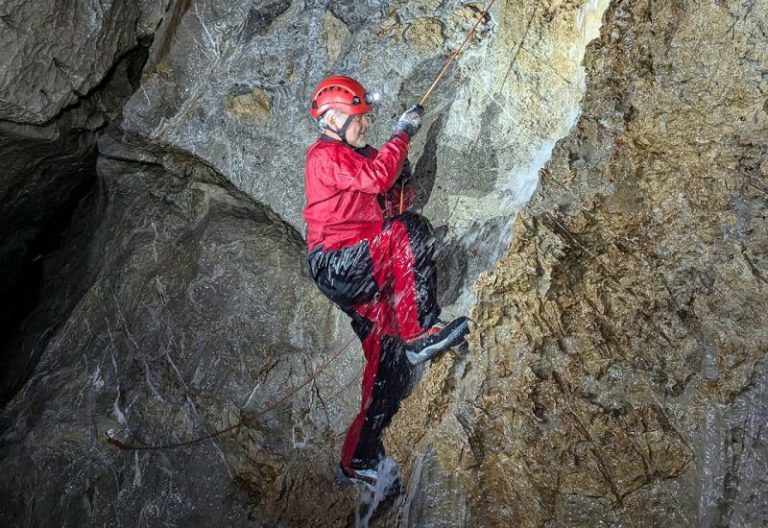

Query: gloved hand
left=395, top=105, right=425, bottom=137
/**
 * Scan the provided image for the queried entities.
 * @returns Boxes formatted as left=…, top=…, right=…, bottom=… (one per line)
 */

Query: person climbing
left=303, top=75, right=469, bottom=486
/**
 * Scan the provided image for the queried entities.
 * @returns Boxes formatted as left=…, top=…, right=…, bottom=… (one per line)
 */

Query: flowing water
left=347, top=1, right=613, bottom=524
left=354, top=457, right=403, bottom=528
left=444, top=0, right=611, bottom=316
left=393, top=1, right=614, bottom=524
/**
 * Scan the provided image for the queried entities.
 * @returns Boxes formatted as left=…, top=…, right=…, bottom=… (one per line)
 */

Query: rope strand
left=401, top=0, right=497, bottom=216
left=419, top=0, right=498, bottom=106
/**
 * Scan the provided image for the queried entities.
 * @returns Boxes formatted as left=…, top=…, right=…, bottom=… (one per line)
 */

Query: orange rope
left=419, top=0, right=498, bottom=107
left=400, top=0, right=497, bottom=215
left=111, top=0, right=498, bottom=447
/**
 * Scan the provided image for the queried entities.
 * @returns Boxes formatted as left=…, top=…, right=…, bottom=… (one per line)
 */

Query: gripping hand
left=395, top=105, right=425, bottom=137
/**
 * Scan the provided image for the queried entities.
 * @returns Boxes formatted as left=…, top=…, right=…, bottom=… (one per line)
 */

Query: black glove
left=395, top=105, right=425, bottom=137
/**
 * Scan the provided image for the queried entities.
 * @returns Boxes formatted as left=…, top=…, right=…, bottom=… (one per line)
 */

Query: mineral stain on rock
left=388, top=1, right=768, bottom=526
left=224, top=89, right=273, bottom=123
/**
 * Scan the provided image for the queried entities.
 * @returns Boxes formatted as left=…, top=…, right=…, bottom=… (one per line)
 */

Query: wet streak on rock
left=153, top=0, right=193, bottom=65
left=240, top=0, right=293, bottom=40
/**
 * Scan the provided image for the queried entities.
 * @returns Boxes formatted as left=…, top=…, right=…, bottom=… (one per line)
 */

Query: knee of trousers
left=394, top=212, right=436, bottom=249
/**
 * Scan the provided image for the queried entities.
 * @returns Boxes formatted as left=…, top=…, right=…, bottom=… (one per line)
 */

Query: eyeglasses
left=352, top=114, right=375, bottom=125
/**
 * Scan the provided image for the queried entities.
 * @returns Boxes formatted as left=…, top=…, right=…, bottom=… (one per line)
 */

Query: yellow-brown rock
left=403, top=18, right=445, bottom=54
left=224, top=89, right=272, bottom=123
left=323, top=10, right=350, bottom=65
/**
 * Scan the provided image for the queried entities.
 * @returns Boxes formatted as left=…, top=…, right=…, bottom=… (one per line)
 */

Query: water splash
left=502, top=0, right=610, bottom=210
left=354, top=457, right=402, bottom=528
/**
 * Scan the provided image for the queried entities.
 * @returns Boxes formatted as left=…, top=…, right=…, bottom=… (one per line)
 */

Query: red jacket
left=304, top=132, right=411, bottom=250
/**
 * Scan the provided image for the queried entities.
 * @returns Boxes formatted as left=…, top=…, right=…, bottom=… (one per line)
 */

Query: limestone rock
left=120, top=0, right=607, bottom=309
left=0, top=0, right=157, bottom=124
left=224, top=88, right=273, bottom=123
left=2, top=0, right=767, bottom=526
left=402, top=18, right=444, bottom=54
left=0, top=154, right=361, bottom=527
left=323, top=10, right=351, bottom=66
left=0, top=48, right=148, bottom=404
left=390, top=0, right=768, bottom=525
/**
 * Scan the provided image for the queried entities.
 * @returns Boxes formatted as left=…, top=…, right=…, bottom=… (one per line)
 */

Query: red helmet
left=309, top=76, right=373, bottom=119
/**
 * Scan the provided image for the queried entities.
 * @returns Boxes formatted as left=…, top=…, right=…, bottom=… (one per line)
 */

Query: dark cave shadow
left=412, top=115, right=444, bottom=211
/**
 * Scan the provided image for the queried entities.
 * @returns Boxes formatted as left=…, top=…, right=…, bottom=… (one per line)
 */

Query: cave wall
left=0, top=0, right=161, bottom=402
left=0, top=0, right=364, bottom=525
left=388, top=0, right=768, bottom=525
left=0, top=151, right=364, bottom=526
left=0, top=47, right=153, bottom=403
left=1, top=0, right=767, bottom=526
left=0, top=0, right=167, bottom=124
left=119, top=0, right=613, bottom=308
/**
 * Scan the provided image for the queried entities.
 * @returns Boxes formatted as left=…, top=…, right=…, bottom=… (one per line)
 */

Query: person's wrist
left=393, top=130, right=410, bottom=142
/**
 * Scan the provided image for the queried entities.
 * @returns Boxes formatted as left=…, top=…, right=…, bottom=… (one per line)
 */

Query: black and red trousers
left=307, top=212, right=440, bottom=472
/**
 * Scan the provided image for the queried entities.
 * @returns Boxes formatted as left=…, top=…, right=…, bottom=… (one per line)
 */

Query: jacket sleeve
left=320, top=132, right=410, bottom=194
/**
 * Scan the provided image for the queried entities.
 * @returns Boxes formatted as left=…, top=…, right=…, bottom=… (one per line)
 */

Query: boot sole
left=405, top=318, right=469, bottom=365
left=337, top=466, right=378, bottom=489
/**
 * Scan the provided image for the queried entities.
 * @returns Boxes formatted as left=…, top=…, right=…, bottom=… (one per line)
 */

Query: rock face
left=0, top=151, right=362, bottom=526
left=0, top=0, right=166, bottom=124
left=120, top=0, right=611, bottom=307
left=0, top=1, right=362, bottom=525
left=1, top=0, right=767, bottom=526
left=389, top=0, right=768, bottom=525
left=0, top=42, right=147, bottom=404
left=0, top=116, right=98, bottom=395
left=0, top=0, right=163, bottom=400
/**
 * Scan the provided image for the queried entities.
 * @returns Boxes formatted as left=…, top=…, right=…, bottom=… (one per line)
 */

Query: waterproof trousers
left=307, top=212, right=440, bottom=472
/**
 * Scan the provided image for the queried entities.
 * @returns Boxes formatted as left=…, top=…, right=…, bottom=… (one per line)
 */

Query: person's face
left=338, top=113, right=373, bottom=148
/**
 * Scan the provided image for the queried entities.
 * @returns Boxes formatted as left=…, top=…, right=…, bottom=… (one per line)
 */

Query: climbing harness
left=400, top=0, right=498, bottom=213
left=106, top=335, right=357, bottom=451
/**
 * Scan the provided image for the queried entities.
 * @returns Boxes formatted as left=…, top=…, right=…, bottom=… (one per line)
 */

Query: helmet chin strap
left=324, top=114, right=355, bottom=146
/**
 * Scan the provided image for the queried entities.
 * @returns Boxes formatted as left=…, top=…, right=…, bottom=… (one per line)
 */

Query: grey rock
left=0, top=155, right=359, bottom=527
left=2, top=0, right=767, bottom=525
left=0, top=47, right=147, bottom=403
left=0, top=0, right=155, bottom=124
left=121, top=0, right=612, bottom=309
left=390, top=0, right=768, bottom=526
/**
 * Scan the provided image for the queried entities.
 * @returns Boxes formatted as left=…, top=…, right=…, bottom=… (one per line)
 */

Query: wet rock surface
left=0, top=44, right=147, bottom=404
left=120, top=0, right=610, bottom=306
left=0, top=0, right=165, bottom=124
left=1, top=0, right=767, bottom=526
left=390, top=0, right=768, bottom=525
